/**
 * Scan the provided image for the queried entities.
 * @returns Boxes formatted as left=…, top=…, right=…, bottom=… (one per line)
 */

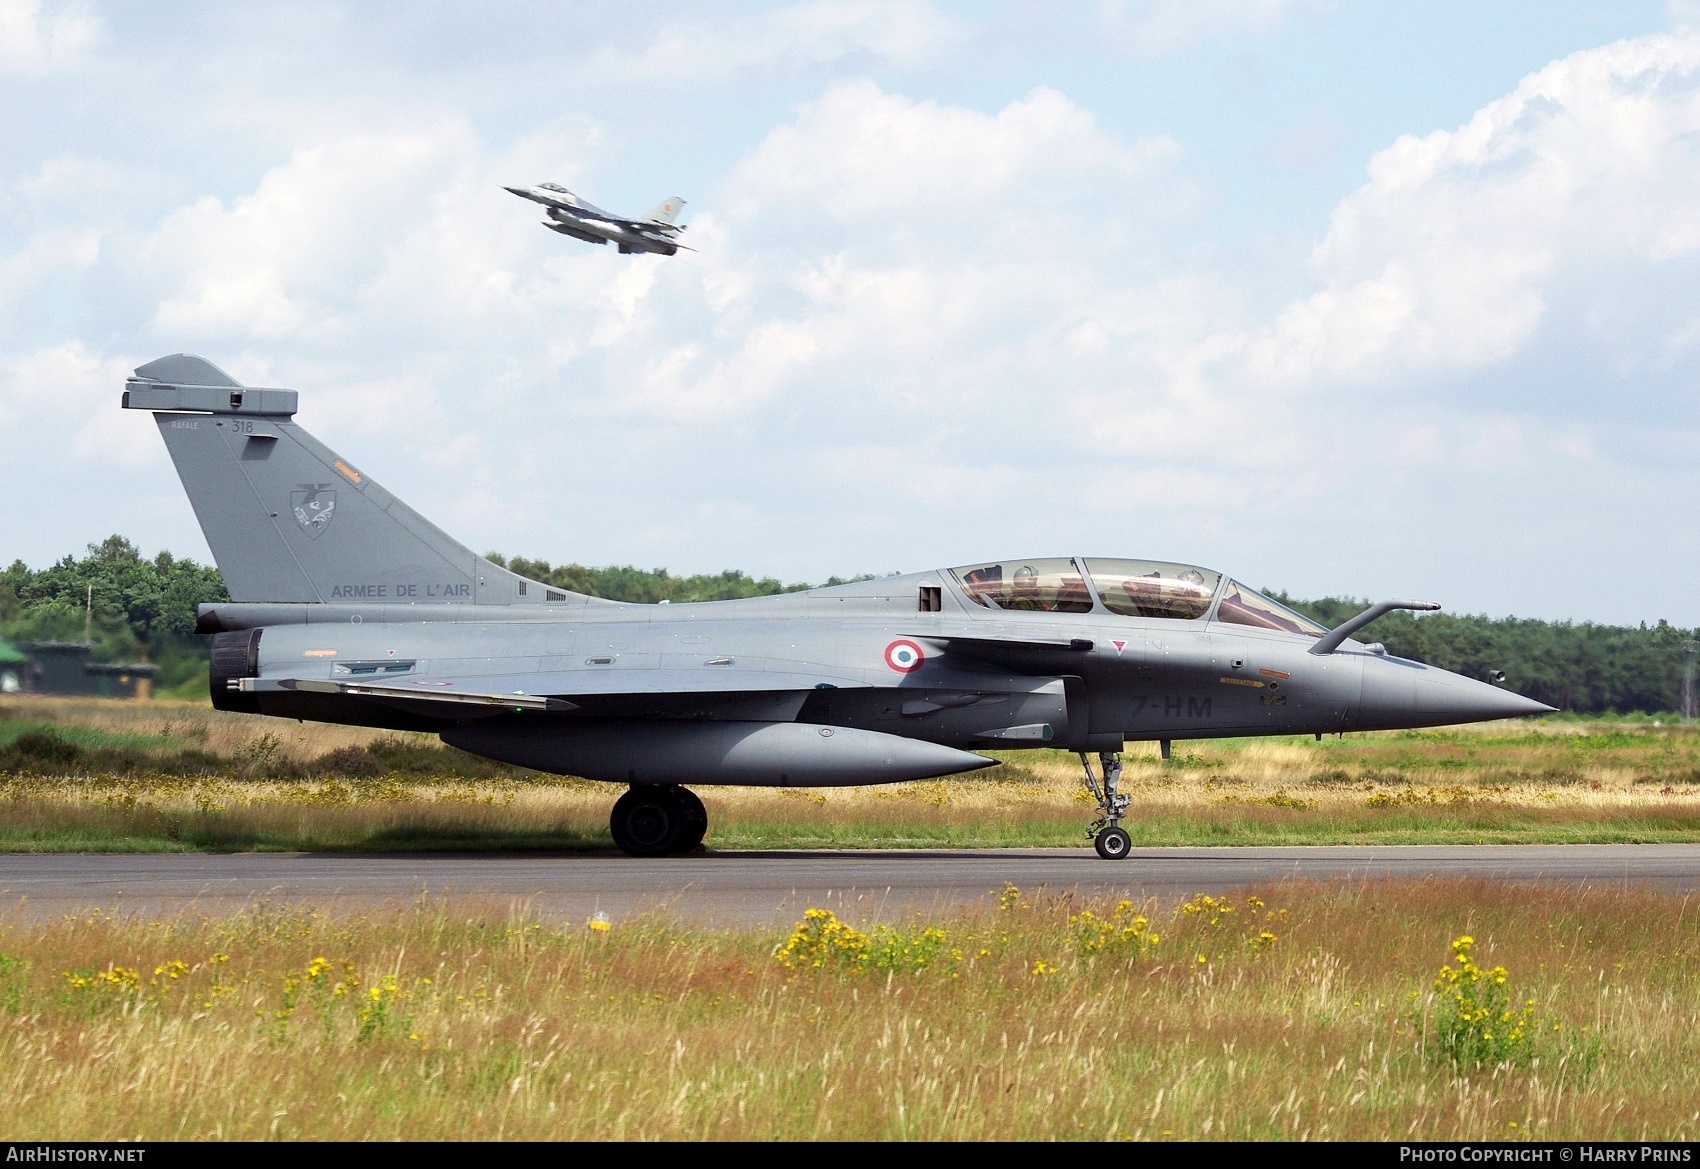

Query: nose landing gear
left=610, top=784, right=708, bottom=857
left=1080, top=751, right=1131, bottom=860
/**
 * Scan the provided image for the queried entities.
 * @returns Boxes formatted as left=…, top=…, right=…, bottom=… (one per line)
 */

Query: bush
left=3, top=731, right=84, bottom=769
left=1069, top=900, right=1160, bottom=961
left=773, top=909, right=951, bottom=973
left=312, top=746, right=382, bottom=778
left=1423, top=935, right=1539, bottom=1070
left=0, top=728, right=228, bottom=778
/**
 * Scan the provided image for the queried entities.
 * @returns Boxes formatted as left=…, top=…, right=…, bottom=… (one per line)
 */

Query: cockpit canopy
left=1215, top=580, right=1326, bottom=635
left=1085, top=559, right=1219, bottom=619
left=953, top=557, right=1094, bottom=613
left=948, top=557, right=1328, bottom=636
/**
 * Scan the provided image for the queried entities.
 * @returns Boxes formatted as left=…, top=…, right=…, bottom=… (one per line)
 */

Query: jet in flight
left=505, top=182, right=687, bottom=255
left=122, top=355, right=1554, bottom=859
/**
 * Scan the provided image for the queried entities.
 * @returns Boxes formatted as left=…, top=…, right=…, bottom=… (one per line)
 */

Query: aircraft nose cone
left=1506, top=692, right=1559, bottom=717
left=1430, top=678, right=1558, bottom=722
left=1356, top=658, right=1557, bottom=731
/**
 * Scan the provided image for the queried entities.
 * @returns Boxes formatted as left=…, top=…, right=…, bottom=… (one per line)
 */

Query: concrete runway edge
left=3, top=844, right=1699, bottom=926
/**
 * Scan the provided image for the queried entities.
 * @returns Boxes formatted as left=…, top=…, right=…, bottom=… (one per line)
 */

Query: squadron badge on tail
left=291, top=484, right=336, bottom=538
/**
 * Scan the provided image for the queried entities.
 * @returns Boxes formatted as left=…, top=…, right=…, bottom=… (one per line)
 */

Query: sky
left=2, top=0, right=1697, bottom=625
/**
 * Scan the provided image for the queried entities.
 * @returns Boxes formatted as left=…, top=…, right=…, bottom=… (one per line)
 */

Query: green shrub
left=1422, top=935, right=1539, bottom=1070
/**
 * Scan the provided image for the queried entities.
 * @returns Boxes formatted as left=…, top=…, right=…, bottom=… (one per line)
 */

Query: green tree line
left=485, top=553, right=868, bottom=604
left=2, top=538, right=1693, bottom=714
left=0, top=537, right=227, bottom=693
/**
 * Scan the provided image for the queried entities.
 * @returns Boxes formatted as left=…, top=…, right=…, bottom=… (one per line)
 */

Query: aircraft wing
left=232, top=666, right=875, bottom=726
left=268, top=678, right=578, bottom=711
left=237, top=666, right=873, bottom=713
left=590, top=214, right=683, bottom=233
left=508, top=186, right=618, bottom=219
left=537, top=200, right=668, bottom=231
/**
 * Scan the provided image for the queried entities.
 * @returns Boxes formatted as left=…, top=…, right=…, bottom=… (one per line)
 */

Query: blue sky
left=2, top=1, right=1697, bottom=624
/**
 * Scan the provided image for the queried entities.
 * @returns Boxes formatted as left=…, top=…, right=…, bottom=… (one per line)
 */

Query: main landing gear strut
left=1080, top=751, right=1131, bottom=860
left=610, top=785, right=708, bottom=857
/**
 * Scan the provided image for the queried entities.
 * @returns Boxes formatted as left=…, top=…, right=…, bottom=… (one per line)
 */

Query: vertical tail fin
left=645, top=196, right=686, bottom=225
left=124, top=355, right=592, bottom=608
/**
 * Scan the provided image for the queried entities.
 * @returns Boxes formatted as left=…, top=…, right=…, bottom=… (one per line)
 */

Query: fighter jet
left=122, top=355, right=1555, bottom=859
left=505, top=182, right=687, bottom=255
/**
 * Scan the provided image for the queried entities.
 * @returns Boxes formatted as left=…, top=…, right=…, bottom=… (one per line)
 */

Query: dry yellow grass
left=2, top=694, right=396, bottom=761
left=0, top=879, right=1695, bottom=1139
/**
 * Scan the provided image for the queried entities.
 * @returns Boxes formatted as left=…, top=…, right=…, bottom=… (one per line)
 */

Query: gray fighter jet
left=505, top=182, right=687, bottom=254
left=121, top=355, right=1554, bottom=859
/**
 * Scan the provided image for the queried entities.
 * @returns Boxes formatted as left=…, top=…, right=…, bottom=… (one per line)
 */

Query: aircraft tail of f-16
left=644, top=196, right=685, bottom=224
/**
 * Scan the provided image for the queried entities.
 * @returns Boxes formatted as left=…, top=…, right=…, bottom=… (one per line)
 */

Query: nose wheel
left=1080, top=751, right=1131, bottom=860
left=1094, top=825, right=1131, bottom=860
left=610, top=784, right=708, bottom=857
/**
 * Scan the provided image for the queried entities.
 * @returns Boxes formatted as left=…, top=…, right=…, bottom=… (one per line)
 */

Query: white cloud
left=1246, top=33, right=1700, bottom=390
left=0, top=0, right=95, bottom=75
left=725, top=81, right=1173, bottom=221
left=594, top=0, right=963, bottom=82
left=139, top=129, right=482, bottom=341
left=615, top=81, right=1193, bottom=423
left=0, top=341, right=148, bottom=464
left=647, top=34, right=1700, bottom=617
left=114, top=79, right=1199, bottom=564
left=0, top=226, right=98, bottom=311
left=1096, top=0, right=1295, bottom=56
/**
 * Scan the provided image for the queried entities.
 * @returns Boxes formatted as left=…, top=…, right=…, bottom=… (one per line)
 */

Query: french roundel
left=884, top=639, right=925, bottom=673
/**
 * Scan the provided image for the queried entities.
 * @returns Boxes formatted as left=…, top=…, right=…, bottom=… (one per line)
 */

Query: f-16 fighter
left=505, top=182, right=686, bottom=255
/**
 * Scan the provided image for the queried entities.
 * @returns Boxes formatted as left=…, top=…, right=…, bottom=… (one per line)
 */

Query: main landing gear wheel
left=1080, top=750, right=1132, bottom=861
left=669, top=786, right=708, bottom=855
left=609, top=785, right=709, bottom=857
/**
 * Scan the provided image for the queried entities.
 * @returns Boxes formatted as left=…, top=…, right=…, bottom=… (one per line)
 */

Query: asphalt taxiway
left=2, top=844, right=1697, bottom=926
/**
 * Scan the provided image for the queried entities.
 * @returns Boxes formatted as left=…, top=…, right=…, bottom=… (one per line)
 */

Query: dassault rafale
left=505, top=182, right=687, bottom=255
left=122, top=355, right=1554, bottom=859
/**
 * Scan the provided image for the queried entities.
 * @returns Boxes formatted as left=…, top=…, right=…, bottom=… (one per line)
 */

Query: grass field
left=0, top=879, right=1694, bottom=1139
left=2, top=695, right=1700, bottom=851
